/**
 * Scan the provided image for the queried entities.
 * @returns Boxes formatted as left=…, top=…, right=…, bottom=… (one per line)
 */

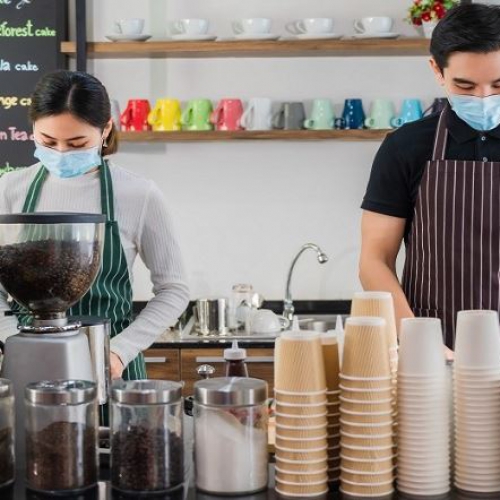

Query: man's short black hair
left=431, top=3, right=500, bottom=71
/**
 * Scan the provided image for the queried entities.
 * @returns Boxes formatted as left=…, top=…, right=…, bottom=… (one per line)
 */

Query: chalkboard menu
left=0, top=0, right=67, bottom=173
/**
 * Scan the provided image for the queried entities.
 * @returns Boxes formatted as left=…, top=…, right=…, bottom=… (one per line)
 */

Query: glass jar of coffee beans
left=0, top=379, right=15, bottom=488
left=25, top=380, right=98, bottom=494
left=111, top=380, right=184, bottom=494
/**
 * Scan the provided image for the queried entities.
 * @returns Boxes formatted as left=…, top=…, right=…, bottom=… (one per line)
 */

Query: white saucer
left=222, top=33, right=280, bottom=41
left=351, top=32, right=400, bottom=39
left=169, top=34, right=217, bottom=42
left=105, top=34, right=152, bottom=42
left=292, top=33, right=343, bottom=40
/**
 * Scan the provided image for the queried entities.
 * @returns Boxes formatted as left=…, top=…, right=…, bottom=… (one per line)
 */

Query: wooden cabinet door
left=143, top=348, right=181, bottom=381
left=180, top=347, right=275, bottom=395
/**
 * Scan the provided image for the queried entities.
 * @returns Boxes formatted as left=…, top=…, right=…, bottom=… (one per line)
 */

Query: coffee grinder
left=0, top=213, right=107, bottom=462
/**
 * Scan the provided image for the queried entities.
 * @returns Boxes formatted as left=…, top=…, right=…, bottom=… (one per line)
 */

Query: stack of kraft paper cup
left=397, top=318, right=451, bottom=496
left=321, top=331, right=341, bottom=485
left=274, top=330, right=329, bottom=498
left=454, top=310, right=500, bottom=494
left=339, top=317, right=396, bottom=498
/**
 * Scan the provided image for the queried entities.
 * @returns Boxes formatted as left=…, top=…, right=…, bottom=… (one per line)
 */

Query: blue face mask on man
left=33, top=133, right=104, bottom=179
left=448, top=94, right=500, bottom=131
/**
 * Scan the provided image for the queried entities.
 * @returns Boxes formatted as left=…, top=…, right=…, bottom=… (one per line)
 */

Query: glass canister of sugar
left=194, top=377, right=269, bottom=495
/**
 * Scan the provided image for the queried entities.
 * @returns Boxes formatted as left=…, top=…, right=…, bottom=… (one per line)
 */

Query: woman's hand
left=110, top=352, right=124, bottom=379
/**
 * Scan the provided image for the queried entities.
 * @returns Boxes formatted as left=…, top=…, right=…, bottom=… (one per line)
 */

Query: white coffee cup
left=354, top=16, right=394, bottom=34
left=240, top=98, right=273, bottom=131
left=170, top=18, right=209, bottom=36
left=250, top=309, right=289, bottom=334
left=114, top=18, right=145, bottom=36
left=286, top=18, right=334, bottom=35
left=232, top=18, right=272, bottom=35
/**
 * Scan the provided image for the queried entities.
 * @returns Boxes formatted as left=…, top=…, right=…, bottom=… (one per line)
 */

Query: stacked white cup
left=454, top=310, right=500, bottom=494
left=397, top=318, right=451, bottom=496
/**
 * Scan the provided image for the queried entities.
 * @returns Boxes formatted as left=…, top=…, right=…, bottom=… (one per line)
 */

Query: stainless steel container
left=194, top=298, right=229, bottom=335
left=74, top=317, right=111, bottom=406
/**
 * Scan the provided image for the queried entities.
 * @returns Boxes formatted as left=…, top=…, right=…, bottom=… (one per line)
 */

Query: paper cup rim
left=340, top=430, right=394, bottom=439
left=341, top=442, right=394, bottom=451
left=341, top=466, right=396, bottom=475
left=275, top=411, right=328, bottom=419
left=275, top=477, right=328, bottom=486
left=340, top=396, right=393, bottom=405
left=275, top=487, right=329, bottom=497
left=340, top=477, right=394, bottom=487
left=340, top=453, right=397, bottom=463
left=275, top=400, right=327, bottom=407
left=340, top=407, right=394, bottom=416
left=276, top=423, right=327, bottom=431
left=280, top=330, right=321, bottom=341
left=275, top=444, right=328, bottom=453
left=339, top=384, right=393, bottom=393
left=275, top=465, right=328, bottom=475
left=275, top=389, right=327, bottom=396
left=339, top=487, right=395, bottom=498
left=276, top=433, right=328, bottom=442
left=275, top=456, right=327, bottom=465
left=340, top=374, right=392, bottom=382
left=339, top=418, right=394, bottom=428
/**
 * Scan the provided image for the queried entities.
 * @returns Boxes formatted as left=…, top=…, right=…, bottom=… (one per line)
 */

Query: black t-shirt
left=361, top=108, right=500, bottom=239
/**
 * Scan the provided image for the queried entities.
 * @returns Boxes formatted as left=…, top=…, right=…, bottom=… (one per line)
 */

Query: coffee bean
left=111, top=425, right=183, bottom=493
left=0, top=240, right=100, bottom=313
left=0, top=427, right=14, bottom=486
left=26, top=421, right=97, bottom=492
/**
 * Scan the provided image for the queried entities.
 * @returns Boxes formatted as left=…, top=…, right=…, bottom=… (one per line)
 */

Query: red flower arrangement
left=407, top=0, right=460, bottom=26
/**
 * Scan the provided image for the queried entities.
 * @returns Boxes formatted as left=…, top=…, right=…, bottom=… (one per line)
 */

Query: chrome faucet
left=283, top=243, right=329, bottom=324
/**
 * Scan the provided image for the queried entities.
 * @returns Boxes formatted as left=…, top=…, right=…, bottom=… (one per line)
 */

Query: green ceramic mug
left=181, top=99, right=214, bottom=131
left=304, top=99, right=335, bottom=130
left=365, top=99, right=395, bottom=130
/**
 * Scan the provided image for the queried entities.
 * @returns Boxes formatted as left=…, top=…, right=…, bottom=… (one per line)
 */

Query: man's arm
left=359, top=210, right=413, bottom=334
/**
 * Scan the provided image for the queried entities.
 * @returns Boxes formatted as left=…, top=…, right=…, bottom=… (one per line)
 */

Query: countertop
left=2, top=466, right=483, bottom=500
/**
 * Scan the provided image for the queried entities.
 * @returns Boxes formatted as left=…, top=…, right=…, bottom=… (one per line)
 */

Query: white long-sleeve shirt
left=0, top=162, right=189, bottom=367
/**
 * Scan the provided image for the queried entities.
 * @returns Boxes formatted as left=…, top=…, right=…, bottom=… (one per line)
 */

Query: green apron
left=14, top=160, right=147, bottom=422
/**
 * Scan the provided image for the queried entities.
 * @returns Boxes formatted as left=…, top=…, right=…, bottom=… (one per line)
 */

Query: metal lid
left=25, top=380, right=96, bottom=405
left=0, top=212, right=106, bottom=224
left=111, top=380, right=183, bottom=405
left=194, top=377, right=268, bottom=406
left=0, top=379, right=13, bottom=398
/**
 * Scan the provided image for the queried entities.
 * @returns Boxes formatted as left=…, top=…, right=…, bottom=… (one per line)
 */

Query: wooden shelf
left=118, top=130, right=391, bottom=142
left=61, top=38, right=430, bottom=58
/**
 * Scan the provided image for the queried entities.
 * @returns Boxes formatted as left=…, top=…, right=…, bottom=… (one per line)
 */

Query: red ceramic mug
left=210, top=99, right=244, bottom=131
left=120, top=99, right=151, bottom=131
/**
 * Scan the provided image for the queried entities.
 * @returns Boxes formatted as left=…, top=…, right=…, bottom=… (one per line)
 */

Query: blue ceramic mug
left=335, top=99, right=366, bottom=130
left=391, top=99, right=423, bottom=128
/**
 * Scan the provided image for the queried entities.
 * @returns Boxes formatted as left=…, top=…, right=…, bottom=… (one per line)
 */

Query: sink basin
left=296, top=314, right=346, bottom=333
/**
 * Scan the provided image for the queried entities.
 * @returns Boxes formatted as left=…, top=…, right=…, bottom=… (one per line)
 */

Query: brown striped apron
left=402, top=105, right=500, bottom=349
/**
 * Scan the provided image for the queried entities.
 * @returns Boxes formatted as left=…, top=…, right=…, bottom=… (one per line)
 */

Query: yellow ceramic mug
left=147, top=99, right=182, bottom=131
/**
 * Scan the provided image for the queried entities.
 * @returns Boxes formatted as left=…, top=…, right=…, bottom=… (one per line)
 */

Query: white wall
left=79, top=0, right=444, bottom=302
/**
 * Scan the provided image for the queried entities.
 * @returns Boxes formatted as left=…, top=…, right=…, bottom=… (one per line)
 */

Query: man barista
left=360, top=4, right=500, bottom=355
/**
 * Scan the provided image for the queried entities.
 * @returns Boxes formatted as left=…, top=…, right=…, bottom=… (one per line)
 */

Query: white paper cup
left=399, top=318, right=446, bottom=375
left=455, top=310, right=500, bottom=368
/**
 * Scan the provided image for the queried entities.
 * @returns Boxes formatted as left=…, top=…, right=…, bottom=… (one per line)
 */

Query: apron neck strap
left=432, top=105, right=449, bottom=162
left=22, top=159, right=114, bottom=221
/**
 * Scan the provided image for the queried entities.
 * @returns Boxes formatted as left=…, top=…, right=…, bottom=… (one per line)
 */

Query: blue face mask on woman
left=448, top=94, right=500, bottom=131
left=33, top=135, right=104, bottom=179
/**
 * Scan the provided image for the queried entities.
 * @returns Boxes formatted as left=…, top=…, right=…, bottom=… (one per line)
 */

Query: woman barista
left=360, top=4, right=500, bottom=354
left=0, top=70, right=190, bottom=386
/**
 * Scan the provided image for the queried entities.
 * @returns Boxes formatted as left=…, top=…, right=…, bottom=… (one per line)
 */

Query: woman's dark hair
left=29, top=70, right=118, bottom=155
left=431, top=4, right=500, bottom=72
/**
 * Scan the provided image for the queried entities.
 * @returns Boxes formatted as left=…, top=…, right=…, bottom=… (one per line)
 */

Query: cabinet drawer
left=143, top=348, right=180, bottom=381
left=180, top=348, right=275, bottom=395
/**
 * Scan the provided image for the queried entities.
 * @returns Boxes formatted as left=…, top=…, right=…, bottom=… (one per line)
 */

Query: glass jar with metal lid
left=0, top=379, right=14, bottom=488
left=194, top=377, right=269, bottom=495
left=111, top=380, right=184, bottom=494
left=25, top=380, right=98, bottom=494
